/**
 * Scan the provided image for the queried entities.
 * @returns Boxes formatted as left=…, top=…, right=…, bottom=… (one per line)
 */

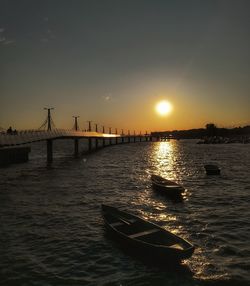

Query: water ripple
left=0, top=140, right=250, bottom=285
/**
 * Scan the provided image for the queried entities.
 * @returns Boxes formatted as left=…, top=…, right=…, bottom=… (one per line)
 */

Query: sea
left=0, top=139, right=249, bottom=286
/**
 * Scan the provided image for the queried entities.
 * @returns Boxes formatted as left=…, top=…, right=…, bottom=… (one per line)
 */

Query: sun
left=155, top=100, right=173, bottom=116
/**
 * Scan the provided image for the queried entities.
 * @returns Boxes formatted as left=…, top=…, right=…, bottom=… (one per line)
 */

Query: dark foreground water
left=0, top=140, right=250, bottom=286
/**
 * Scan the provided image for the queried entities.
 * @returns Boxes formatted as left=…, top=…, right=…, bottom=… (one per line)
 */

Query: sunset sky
left=1, top=0, right=249, bottom=132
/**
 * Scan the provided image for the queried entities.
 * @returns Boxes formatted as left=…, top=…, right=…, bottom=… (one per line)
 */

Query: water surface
left=0, top=140, right=249, bottom=285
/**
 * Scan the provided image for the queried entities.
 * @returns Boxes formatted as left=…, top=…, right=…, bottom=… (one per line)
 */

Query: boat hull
left=102, top=205, right=194, bottom=263
left=151, top=175, right=184, bottom=199
left=204, top=165, right=220, bottom=175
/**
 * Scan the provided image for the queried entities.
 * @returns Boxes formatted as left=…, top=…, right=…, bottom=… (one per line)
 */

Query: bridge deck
left=0, top=130, right=121, bottom=147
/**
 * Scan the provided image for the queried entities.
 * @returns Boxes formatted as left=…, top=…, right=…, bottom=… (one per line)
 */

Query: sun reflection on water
left=131, top=140, right=219, bottom=280
left=153, top=141, right=173, bottom=174
left=149, top=141, right=181, bottom=182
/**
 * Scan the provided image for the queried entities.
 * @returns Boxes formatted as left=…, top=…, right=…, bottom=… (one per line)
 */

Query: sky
left=1, top=0, right=249, bottom=132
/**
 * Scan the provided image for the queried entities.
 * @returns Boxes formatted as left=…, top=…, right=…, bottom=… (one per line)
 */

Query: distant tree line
left=151, top=124, right=250, bottom=139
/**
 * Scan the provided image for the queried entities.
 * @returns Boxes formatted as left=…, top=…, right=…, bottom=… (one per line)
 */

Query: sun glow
left=155, top=100, right=173, bottom=116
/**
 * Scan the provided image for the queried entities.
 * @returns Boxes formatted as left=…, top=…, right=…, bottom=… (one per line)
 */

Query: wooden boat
left=102, top=204, right=195, bottom=262
left=151, top=174, right=185, bottom=197
left=204, top=164, right=220, bottom=175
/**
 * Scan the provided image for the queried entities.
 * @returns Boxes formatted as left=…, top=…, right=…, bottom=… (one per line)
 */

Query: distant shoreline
left=152, top=125, right=250, bottom=143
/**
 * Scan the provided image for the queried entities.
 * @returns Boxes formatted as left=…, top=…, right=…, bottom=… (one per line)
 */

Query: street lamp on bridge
left=72, top=116, right=80, bottom=131
left=95, top=123, right=98, bottom=132
left=87, top=121, right=92, bottom=132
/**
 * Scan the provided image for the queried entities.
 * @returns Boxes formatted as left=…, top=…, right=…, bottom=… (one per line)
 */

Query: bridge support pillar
left=88, top=138, right=92, bottom=152
left=95, top=138, right=98, bottom=150
left=47, top=139, right=53, bottom=165
left=74, top=139, right=79, bottom=157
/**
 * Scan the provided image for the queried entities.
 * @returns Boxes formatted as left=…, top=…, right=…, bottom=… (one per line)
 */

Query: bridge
left=0, top=108, right=154, bottom=165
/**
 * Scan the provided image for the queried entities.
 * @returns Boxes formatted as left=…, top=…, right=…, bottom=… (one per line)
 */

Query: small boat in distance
left=151, top=174, right=185, bottom=198
left=204, top=164, right=220, bottom=175
left=101, top=204, right=195, bottom=263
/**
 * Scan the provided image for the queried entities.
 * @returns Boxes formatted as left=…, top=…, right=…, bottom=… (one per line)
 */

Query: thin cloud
left=0, top=28, right=15, bottom=46
left=3, top=40, right=16, bottom=45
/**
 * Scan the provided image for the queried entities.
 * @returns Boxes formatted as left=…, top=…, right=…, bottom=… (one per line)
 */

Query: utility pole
left=102, top=126, right=105, bottom=147
left=121, top=129, right=124, bottom=143
left=73, top=116, right=80, bottom=157
left=86, top=121, right=92, bottom=151
left=44, top=107, right=54, bottom=131
left=87, top=121, right=92, bottom=132
left=115, top=128, right=118, bottom=144
left=95, top=123, right=98, bottom=149
left=109, top=127, right=112, bottom=145
left=73, top=116, right=80, bottom=131
left=44, top=107, right=54, bottom=165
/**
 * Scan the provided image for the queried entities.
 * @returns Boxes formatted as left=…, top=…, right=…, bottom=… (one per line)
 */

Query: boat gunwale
left=151, top=175, right=185, bottom=192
